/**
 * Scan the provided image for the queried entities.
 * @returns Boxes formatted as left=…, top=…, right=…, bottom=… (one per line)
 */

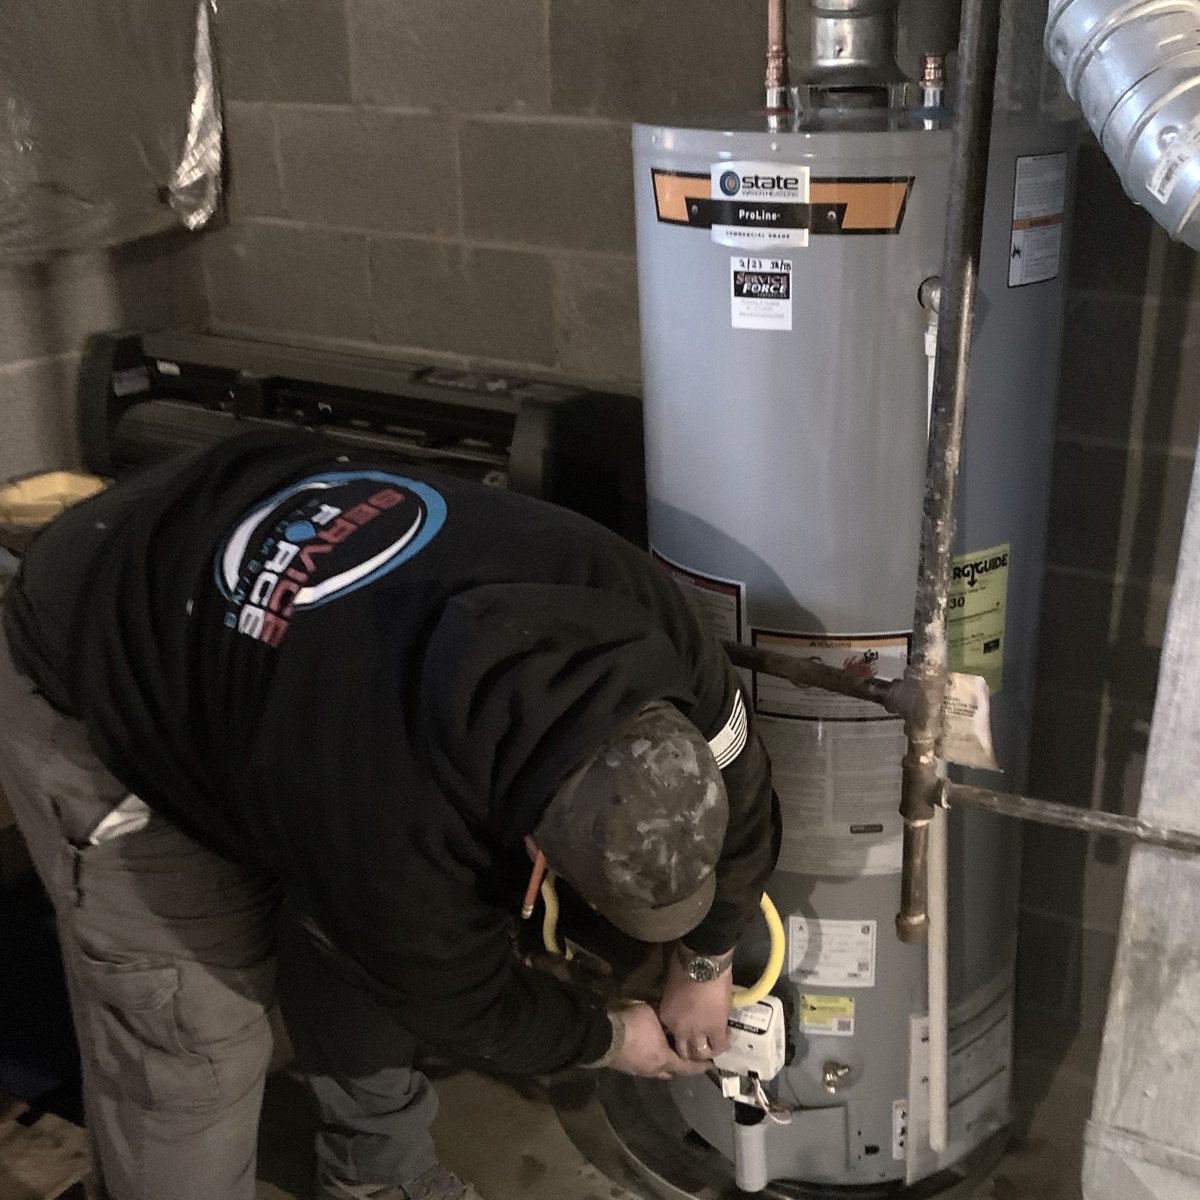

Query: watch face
left=687, top=957, right=719, bottom=983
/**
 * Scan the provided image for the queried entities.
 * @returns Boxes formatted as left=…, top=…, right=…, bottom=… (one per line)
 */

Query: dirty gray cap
left=533, top=700, right=728, bottom=943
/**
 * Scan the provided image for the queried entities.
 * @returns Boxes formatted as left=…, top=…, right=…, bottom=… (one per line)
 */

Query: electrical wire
left=752, top=1075, right=793, bottom=1125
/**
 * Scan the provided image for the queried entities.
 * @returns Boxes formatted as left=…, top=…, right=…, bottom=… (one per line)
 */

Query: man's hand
left=610, top=1002, right=709, bottom=1079
left=658, top=947, right=734, bottom=1062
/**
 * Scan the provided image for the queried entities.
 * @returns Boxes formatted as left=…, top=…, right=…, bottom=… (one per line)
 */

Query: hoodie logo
left=215, top=470, right=447, bottom=647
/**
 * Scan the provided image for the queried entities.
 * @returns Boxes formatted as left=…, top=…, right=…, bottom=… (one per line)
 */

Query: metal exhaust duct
left=1046, top=0, right=1200, bottom=251
left=803, top=0, right=906, bottom=87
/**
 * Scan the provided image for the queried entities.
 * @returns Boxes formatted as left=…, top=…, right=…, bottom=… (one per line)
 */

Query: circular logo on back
left=215, top=470, right=447, bottom=647
left=719, top=170, right=741, bottom=197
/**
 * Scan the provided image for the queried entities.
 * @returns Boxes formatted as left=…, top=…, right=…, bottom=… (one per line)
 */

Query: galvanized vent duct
left=1046, top=0, right=1200, bottom=251
left=802, top=0, right=906, bottom=86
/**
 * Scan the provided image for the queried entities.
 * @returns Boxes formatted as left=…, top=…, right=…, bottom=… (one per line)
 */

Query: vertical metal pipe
left=927, top=801, right=950, bottom=1151
left=896, top=0, right=1003, bottom=944
left=765, top=0, right=790, bottom=111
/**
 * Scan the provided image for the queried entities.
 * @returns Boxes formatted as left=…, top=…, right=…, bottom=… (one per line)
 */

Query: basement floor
left=253, top=1016, right=1100, bottom=1200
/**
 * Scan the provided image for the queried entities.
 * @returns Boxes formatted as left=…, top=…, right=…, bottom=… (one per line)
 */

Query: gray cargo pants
left=0, top=633, right=439, bottom=1200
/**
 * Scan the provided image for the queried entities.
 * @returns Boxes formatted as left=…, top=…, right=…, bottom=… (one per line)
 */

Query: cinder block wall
left=0, top=238, right=206, bottom=480
left=205, top=0, right=778, bottom=393
left=205, top=2, right=1199, bottom=1034
left=1018, top=145, right=1200, bottom=1029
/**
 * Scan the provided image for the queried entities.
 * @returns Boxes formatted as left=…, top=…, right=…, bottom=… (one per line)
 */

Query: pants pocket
left=76, top=952, right=223, bottom=1115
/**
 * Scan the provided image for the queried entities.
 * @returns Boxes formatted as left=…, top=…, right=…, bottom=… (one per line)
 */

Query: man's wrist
left=675, top=943, right=734, bottom=981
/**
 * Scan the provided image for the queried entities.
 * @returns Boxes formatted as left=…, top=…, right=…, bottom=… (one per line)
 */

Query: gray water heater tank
left=630, top=109, right=1074, bottom=1190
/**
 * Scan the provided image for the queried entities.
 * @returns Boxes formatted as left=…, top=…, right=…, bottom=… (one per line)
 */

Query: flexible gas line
left=535, top=876, right=784, bottom=1007
left=540, top=871, right=572, bottom=960
left=730, top=893, right=785, bottom=1008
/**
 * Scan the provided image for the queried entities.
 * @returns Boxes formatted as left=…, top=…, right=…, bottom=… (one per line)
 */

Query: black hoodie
left=4, top=431, right=779, bottom=1073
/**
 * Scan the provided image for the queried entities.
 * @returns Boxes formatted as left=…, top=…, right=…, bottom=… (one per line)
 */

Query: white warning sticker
left=731, top=256, right=793, bottom=331
left=710, top=160, right=810, bottom=249
left=651, top=550, right=745, bottom=643
left=1149, top=112, right=1200, bottom=205
left=788, top=916, right=877, bottom=988
left=1008, top=153, right=1067, bottom=288
left=751, top=630, right=908, bottom=876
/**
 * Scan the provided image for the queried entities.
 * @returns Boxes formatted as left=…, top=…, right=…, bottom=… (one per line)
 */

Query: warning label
left=731, top=256, right=793, bottom=331
left=752, top=631, right=908, bottom=722
left=752, top=630, right=907, bottom=876
left=652, top=549, right=744, bottom=644
left=788, top=916, right=877, bottom=988
left=1149, top=112, right=1200, bottom=204
left=1008, top=153, right=1067, bottom=288
left=947, top=544, right=1009, bottom=695
left=710, top=160, right=810, bottom=249
left=800, top=993, right=856, bottom=1037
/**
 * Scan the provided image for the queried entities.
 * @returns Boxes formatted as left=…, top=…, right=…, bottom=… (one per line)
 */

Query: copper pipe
left=766, top=0, right=790, bottom=107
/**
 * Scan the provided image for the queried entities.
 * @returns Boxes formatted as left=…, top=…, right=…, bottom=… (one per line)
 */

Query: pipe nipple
left=896, top=911, right=929, bottom=944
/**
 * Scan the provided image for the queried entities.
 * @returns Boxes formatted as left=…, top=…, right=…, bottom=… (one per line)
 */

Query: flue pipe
left=896, top=0, right=1003, bottom=945
left=802, top=0, right=906, bottom=86
left=1046, top=0, right=1200, bottom=252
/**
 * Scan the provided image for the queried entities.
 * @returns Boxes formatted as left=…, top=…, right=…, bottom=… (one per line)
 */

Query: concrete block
left=370, top=238, right=555, bottom=365
left=550, top=0, right=766, bottom=120
left=1035, top=570, right=1163, bottom=708
left=205, top=222, right=372, bottom=340
left=552, top=254, right=640, bottom=385
left=1016, top=908, right=1080, bottom=1017
left=225, top=103, right=285, bottom=220
left=995, top=0, right=1050, bottom=116
left=1034, top=570, right=1112, bottom=696
left=0, top=235, right=206, bottom=368
left=1026, top=686, right=1104, bottom=808
left=461, top=119, right=634, bottom=252
left=1045, top=441, right=1191, bottom=583
left=1145, top=297, right=1200, bottom=453
left=0, top=265, right=64, bottom=366
left=1128, top=450, right=1192, bottom=582
left=0, top=355, right=81, bottom=479
left=1078, top=927, right=1118, bottom=1029
left=276, top=109, right=458, bottom=235
left=1067, top=143, right=1157, bottom=297
left=155, top=234, right=212, bottom=329
left=1056, top=295, right=1146, bottom=444
left=216, top=0, right=352, bottom=103
left=1005, top=1018, right=1094, bottom=1200
left=1022, top=824, right=1089, bottom=924
left=1059, top=292, right=1200, bottom=455
left=1083, top=845, right=1132, bottom=940
left=349, top=0, right=549, bottom=112
left=1045, top=441, right=1128, bottom=577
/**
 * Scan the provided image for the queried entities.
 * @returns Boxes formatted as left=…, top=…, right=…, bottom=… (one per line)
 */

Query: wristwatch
left=676, top=944, right=733, bottom=983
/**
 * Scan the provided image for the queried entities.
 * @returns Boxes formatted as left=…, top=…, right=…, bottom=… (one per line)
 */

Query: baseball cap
left=533, top=700, right=728, bottom=943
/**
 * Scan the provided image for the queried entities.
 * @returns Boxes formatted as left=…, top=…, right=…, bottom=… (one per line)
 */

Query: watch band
left=676, top=944, right=734, bottom=977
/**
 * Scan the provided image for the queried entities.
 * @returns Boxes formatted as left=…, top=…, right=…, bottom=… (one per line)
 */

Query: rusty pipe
left=896, top=0, right=1003, bottom=946
left=724, top=641, right=902, bottom=712
left=943, top=782, right=1200, bottom=857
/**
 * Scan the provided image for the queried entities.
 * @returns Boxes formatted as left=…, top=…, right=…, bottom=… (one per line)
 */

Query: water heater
left=623, top=74, right=1074, bottom=1195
